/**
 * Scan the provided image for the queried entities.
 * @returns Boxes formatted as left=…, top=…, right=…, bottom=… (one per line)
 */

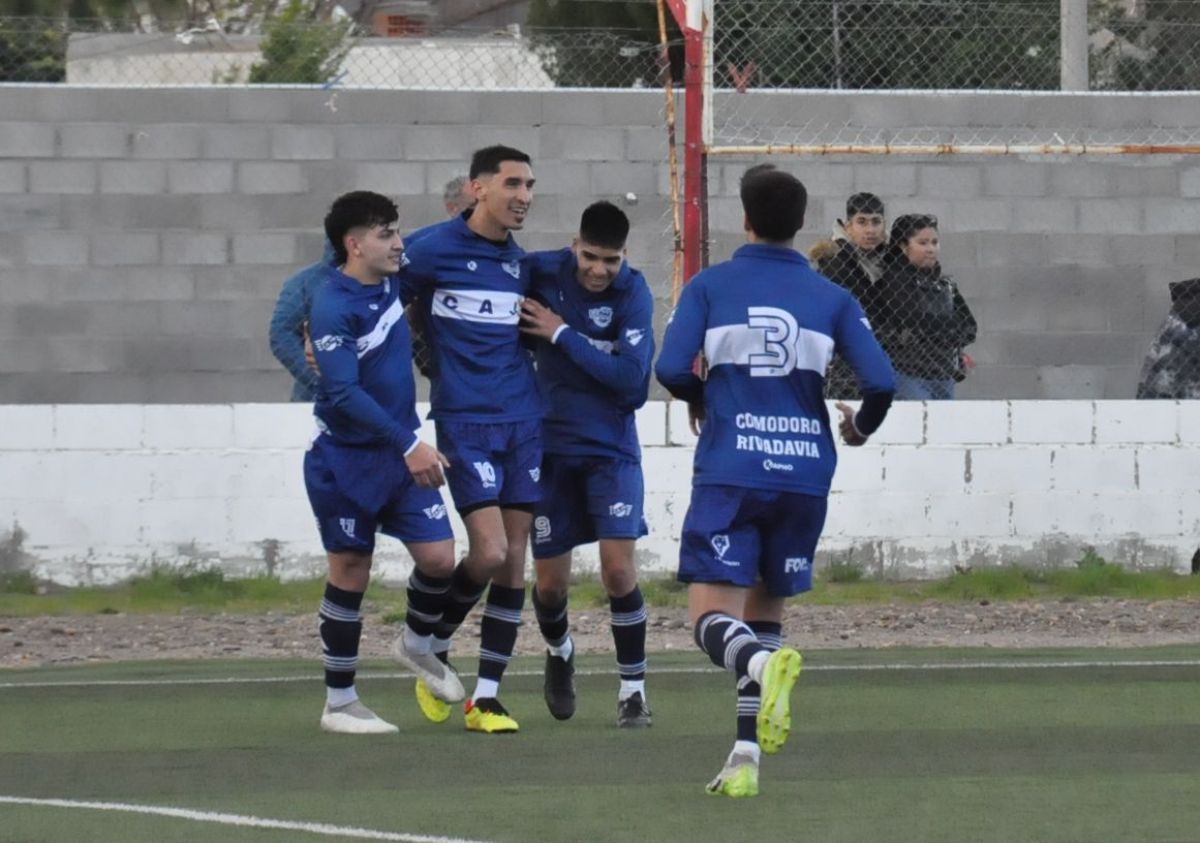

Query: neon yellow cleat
left=415, top=678, right=451, bottom=723
left=464, top=697, right=520, bottom=733
left=705, top=753, right=759, bottom=798
left=757, top=647, right=803, bottom=755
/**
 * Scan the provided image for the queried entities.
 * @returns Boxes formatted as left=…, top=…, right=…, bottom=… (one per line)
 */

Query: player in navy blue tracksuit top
left=656, top=165, right=896, bottom=796
left=304, top=191, right=465, bottom=736
left=397, top=146, right=542, bottom=733
left=520, top=202, right=656, bottom=727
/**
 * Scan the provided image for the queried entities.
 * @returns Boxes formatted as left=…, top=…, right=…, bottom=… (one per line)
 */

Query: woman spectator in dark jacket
left=867, top=214, right=977, bottom=400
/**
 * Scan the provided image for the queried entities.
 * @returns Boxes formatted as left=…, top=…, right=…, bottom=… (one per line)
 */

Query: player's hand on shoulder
left=835, top=401, right=868, bottom=447
left=519, top=297, right=564, bottom=340
left=406, top=441, right=451, bottom=488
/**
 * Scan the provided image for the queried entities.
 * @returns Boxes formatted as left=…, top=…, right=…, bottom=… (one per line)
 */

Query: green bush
left=249, top=0, right=351, bottom=85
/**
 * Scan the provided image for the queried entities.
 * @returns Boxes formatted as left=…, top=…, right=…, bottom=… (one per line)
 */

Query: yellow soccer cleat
left=757, top=647, right=803, bottom=755
left=705, top=752, right=759, bottom=798
left=464, top=697, right=520, bottom=734
left=415, top=678, right=451, bottom=723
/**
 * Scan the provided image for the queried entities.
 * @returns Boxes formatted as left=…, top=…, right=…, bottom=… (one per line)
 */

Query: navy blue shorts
left=677, top=485, right=827, bottom=597
left=435, top=419, right=543, bottom=513
left=532, top=454, right=648, bottom=559
left=304, top=436, right=453, bottom=554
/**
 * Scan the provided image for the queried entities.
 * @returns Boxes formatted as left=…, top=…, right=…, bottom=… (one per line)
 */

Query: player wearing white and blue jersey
left=520, top=202, right=655, bottom=728
left=655, top=165, right=896, bottom=797
left=304, top=192, right=465, bottom=736
left=397, top=146, right=541, bottom=734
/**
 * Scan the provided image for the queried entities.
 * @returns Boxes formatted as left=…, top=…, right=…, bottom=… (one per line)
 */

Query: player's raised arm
left=655, top=279, right=708, bottom=405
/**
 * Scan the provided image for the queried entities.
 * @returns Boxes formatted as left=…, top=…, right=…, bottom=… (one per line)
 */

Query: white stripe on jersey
left=431, top=288, right=522, bottom=325
left=703, top=321, right=834, bottom=377
left=354, top=297, right=405, bottom=359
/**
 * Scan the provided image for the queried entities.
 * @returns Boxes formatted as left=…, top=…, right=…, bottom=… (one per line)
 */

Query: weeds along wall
left=0, top=401, right=1197, bottom=586
left=2, top=87, right=1200, bottom=402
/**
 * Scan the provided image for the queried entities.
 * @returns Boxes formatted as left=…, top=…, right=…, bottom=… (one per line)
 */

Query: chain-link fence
left=0, top=17, right=670, bottom=89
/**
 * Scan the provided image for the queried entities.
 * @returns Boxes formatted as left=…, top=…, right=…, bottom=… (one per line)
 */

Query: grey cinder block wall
left=0, top=87, right=1197, bottom=403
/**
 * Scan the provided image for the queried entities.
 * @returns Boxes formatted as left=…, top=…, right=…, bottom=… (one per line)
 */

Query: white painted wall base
left=1, top=401, right=1196, bottom=585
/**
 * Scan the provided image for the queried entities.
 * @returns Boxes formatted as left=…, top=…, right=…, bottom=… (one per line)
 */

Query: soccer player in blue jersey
left=306, top=191, right=465, bottom=734
left=655, top=165, right=896, bottom=796
left=520, top=201, right=656, bottom=728
left=398, top=146, right=542, bottom=733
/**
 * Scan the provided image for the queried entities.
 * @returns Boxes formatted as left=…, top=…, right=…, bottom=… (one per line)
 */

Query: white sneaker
left=392, top=635, right=465, bottom=702
left=320, top=700, right=399, bottom=735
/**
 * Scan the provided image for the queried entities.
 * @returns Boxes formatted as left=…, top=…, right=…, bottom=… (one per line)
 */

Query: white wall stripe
left=2, top=658, right=1197, bottom=690
left=0, top=796, right=491, bottom=843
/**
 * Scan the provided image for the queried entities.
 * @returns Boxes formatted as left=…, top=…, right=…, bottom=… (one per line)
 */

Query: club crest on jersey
left=589, top=306, right=613, bottom=328
left=313, top=335, right=342, bottom=352
left=423, top=504, right=447, bottom=520
left=625, top=328, right=645, bottom=346
left=502, top=260, right=521, bottom=279
left=339, top=518, right=356, bottom=538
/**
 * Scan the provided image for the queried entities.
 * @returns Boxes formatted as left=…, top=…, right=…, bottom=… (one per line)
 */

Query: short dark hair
left=578, top=201, right=630, bottom=250
left=889, top=213, right=938, bottom=248
left=739, top=164, right=807, bottom=242
left=469, top=145, right=532, bottom=180
left=846, top=192, right=885, bottom=218
left=324, top=190, right=399, bottom=265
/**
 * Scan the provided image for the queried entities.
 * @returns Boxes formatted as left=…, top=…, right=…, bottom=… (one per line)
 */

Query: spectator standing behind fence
left=867, top=214, right=976, bottom=401
left=1137, top=277, right=1200, bottom=399
left=809, top=192, right=888, bottom=399
left=269, top=176, right=474, bottom=401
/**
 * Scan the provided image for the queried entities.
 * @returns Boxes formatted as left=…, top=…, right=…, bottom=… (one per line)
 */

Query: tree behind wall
left=248, top=0, right=351, bottom=84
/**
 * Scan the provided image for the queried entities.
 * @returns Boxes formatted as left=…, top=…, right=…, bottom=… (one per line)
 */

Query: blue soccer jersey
left=526, top=248, right=656, bottom=460
left=308, top=266, right=420, bottom=454
left=400, top=212, right=544, bottom=423
left=655, top=243, right=896, bottom=497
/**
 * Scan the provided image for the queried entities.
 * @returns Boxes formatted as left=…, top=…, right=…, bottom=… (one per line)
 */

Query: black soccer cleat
left=617, top=692, right=652, bottom=728
left=543, top=651, right=576, bottom=721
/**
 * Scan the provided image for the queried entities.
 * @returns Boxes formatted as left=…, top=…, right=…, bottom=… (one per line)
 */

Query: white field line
left=0, top=796, right=491, bottom=843
left=1, top=659, right=1198, bottom=690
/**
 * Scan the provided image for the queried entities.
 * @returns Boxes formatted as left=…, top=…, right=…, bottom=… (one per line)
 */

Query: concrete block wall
left=1, top=401, right=1195, bottom=586
left=2, top=87, right=1199, bottom=402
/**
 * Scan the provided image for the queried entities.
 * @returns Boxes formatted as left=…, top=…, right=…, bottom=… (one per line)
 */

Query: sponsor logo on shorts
left=339, top=518, right=356, bottom=538
left=784, top=557, right=811, bottom=574
left=609, top=501, right=633, bottom=518
left=762, top=458, right=795, bottom=472
left=423, top=504, right=447, bottom=520
left=368, top=303, right=379, bottom=311
left=473, top=461, right=497, bottom=489
left=313, top=335, right=342, bottom=352
left=589, top=306, right=613, bottom=328
left=529, top=467, right=540, bottom=483
left=534, top=516, right=551, bottom=544
left=711, top=534, right=738, bottom=567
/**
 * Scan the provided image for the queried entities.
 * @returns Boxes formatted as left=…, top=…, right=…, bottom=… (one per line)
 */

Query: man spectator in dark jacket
left=809, top=192, right=888, bottom=399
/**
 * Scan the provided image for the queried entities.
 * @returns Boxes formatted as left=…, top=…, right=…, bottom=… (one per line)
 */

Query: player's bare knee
left=600, top=564, right=637, bottom=598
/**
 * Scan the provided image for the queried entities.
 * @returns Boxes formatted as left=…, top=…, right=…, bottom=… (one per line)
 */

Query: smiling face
left=573, top=238, right=625, bottom=293
left=900, top=226, right=940, bottom=269
left=472, top=159, right=535, bottom=236
left=346, top=222, right=403, bottom=280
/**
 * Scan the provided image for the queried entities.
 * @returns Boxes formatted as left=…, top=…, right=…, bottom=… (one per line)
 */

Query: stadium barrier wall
left=1, top=400, right=1195, bottom=585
